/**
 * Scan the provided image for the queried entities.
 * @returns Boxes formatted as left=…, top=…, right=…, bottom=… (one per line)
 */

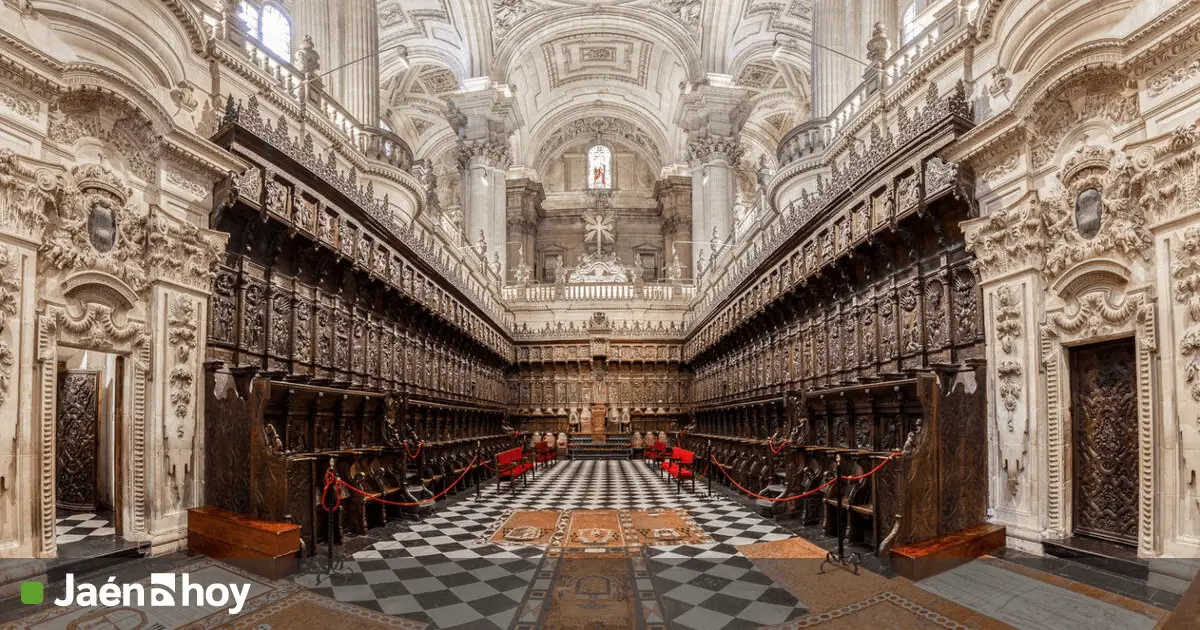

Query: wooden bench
left=496, top=447, right=533, bottom=495
left=187, top=506, right=301, bottom=579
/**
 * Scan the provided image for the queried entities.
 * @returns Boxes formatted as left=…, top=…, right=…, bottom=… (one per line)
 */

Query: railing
left=197, top=2, right=413, bottom=173
left=504, top=282, right=696, bottom=303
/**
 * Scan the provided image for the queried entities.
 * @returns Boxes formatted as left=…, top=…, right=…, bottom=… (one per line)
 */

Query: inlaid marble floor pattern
left=296, top=459, right=802, bottom=629
left=54, top=510, right=117, bottom=546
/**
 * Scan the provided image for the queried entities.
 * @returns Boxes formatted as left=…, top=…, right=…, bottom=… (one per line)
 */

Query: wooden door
left=1069, top=339, right=1138, bottom=545
left=56, top=370, right=101, bottom=511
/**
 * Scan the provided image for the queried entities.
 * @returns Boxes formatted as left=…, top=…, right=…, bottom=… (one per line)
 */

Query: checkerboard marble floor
left=55, top=510, right=117, bottom=546
left=295, top=459, right=804, bottom=629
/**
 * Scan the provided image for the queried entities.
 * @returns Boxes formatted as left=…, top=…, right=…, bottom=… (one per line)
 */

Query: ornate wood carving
left=1070, top=340, right=1139, bottom=545
left=56, top=370, right=100, bottom=511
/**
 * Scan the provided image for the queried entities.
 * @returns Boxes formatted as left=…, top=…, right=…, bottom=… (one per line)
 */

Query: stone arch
left=34, top=273, right=151, bottom=557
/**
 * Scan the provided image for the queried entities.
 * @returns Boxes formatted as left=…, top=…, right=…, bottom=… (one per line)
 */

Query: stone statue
left=620, top=408, right=631, bottom=426
left=665, top=245, right=685, bottom=281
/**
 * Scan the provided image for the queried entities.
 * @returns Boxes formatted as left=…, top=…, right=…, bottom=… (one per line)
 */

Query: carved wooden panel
left=56, top=370, right=100, bottom=511
left=1070, top=339, right=1139, bottom=545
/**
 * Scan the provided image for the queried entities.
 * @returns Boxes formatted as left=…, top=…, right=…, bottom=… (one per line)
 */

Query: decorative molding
left=997, top=360, right=1022, bottom=430
left=994, top=284, right=1022, bottom=354
left=1041, top=285, right=1156, bottom=555
left=456, top=137, right=513, bottom=170
left=687, top=134, right=745, bottom=166
left=0, top=149, right=56, bottom=243
left=167, top=295, right=198, bottom=437
left=0, top=247, right=18, bottom=408
left=37, top=302, right=149, bottom=555
left=1173, top=226, right=1200, bottom=427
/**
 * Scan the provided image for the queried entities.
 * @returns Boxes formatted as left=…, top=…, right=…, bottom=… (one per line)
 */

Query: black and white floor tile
left=55, top=512, right=116, bottom=545
left=647, top=544, right=808, bottom=630
left=294, top=459, right=801, bottom=629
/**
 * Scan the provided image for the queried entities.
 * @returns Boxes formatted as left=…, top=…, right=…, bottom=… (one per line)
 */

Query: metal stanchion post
left=326, top=457, right=336, bottom=565
left=819, top=453, right=860, bottom=575
left=475, top=440, right=482, bottom=502
left=707, top=440, right=713, bottom=498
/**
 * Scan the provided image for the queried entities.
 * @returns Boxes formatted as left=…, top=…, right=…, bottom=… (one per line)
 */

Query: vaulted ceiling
left=379, top=0, right=813, bottom=180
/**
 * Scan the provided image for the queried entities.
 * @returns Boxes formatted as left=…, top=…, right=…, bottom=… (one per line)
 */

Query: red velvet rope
left=710, top=451, right=901, bottom=503
left=321, top=456, right=479, bottom=510
left=768, top=438, right=789, bottom=455
left=403, top=441, right=425, bottom=459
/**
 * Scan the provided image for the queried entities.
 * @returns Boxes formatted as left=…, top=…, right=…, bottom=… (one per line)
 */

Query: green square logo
left=20, top=581, right=44, bottom=605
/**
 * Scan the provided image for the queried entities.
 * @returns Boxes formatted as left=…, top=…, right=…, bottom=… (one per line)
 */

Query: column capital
left=455, top=137, right=512, bottom=171
left=685, top=134, right=745, bottom=167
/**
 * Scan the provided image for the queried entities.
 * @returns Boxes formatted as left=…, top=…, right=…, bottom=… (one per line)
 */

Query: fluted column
left=675, top=81, right=749, bottom=277
left=292, top=0, right=329, bottom=63
left=333, top=0, right=379, bottom=125
left=812, top=0, right=856, bottom=118
left=446, top=83, right=522, bottom=279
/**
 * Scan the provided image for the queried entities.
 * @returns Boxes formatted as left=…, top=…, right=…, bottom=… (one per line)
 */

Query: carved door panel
left=1069, top=339, right=1138, bottom=546
left=56, top=370, right=101, bottom=511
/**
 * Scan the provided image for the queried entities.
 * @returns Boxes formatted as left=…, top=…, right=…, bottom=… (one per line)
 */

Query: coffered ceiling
left=379, top=0, right=813, bottom=177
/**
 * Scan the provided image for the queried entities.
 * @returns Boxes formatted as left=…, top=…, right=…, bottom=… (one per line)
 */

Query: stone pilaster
left=446, top=83, right=522, bottom=279
left=655, top=176, right=693, bottom=280
left=676, top=81, right=750, bottom=277
left=506, top=178, right=543, bottom=281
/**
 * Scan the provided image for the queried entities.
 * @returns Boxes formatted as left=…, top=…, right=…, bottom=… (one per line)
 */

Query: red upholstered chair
left=535, top=442, right=553, bottom=469
left=660, top=447, right=681, bottom=479
left=496, top=447, right=531, bottom=496
left=669, top=449, right=696, bottom=493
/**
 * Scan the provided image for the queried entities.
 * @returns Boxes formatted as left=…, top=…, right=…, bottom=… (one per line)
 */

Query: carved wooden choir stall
left=200, top=106, right=512, bottom=553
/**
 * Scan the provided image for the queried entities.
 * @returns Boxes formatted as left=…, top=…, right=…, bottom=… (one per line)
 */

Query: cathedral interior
left=2, top=0, right=1200, bottom=628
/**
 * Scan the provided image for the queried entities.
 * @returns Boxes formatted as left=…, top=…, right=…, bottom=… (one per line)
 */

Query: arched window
left=260, top=5, right=292, bottom=59
left=587, top=145, right=612, bottom=190
left=901, top=3, right=919, bottom=45
left=238, top=2, right=292, bottom=59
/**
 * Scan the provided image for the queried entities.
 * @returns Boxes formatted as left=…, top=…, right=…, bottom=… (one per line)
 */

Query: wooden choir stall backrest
left=800, top=364, right=988, bottom=549
left=205, top=369, right=395, bottom=552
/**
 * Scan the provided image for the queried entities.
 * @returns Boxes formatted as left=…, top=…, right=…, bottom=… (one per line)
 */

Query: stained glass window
left=587, top=145, right=612, bottom=190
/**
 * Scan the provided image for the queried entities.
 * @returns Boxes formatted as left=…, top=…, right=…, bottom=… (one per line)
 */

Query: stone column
left=506, top=178, right=543, bottom=281
left=676, top=81, right=749, bottom=277
left=812, top=0, right=856, bottom=118
left=447, top=84, right=522, bottom=279
left=655, top=176, right=693, bottom=280
left=330, top=0, right=379, bottom=125
left=292, top=0, right=330, bottom=67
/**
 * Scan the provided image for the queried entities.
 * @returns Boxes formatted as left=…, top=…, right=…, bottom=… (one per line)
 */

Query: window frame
left=239, top=1, right=293, bottom=60
left=586, top=143, right=614, bottom=191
